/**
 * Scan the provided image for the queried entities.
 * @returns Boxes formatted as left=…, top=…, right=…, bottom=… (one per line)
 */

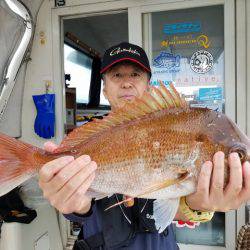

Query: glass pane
left=64, top=44, right=93, bottom=104
left=100, top=79, right=109, bottom=105
left=143, top=5, right=225, bottom=246
left=64, top=11, right=128, bottom=109
left=173, top=213, right=225, bottom=246
left=143, top=5, right=224, bottom=112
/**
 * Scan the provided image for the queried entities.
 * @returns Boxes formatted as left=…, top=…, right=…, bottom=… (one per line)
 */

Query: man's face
left=103, top=63, right=149, bottom=109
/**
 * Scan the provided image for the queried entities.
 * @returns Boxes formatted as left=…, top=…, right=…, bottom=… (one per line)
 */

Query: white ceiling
left=63, top=11, right=128, bottom=56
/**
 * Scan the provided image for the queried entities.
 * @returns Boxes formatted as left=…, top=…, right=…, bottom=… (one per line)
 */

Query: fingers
left=186, top=151, right=248, bottom=213
left=224, top=153, right=242, bottom=196
left=61, top=194, right=92, bottom=215
left=239, top=161, right=250, bottom=202
left=39, top=156, right=74, bottom=183
left=51, top=160, right=97, bottom=202
left=44, top=141, right=58, bottom=152
left=196, top=161, right=213, bottom=197
left=242, top=161, right=250, bottom=189
left=46, top=155, right=92, bottom=195
left=38, top=154, right=97, bottom=214
left=185, top=161, right=212, bottom=211
left=50, top=173, right=95, bottom=213
left=210, top=151, right=225, bottom=198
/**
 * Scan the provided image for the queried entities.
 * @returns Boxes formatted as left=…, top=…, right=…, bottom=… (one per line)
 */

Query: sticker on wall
left=39, top=31, right=46, bottom=45
left=163, top=21, right=201, bottom=35
left=150, top=80, right=171, bottom=87
left=161, top=34, right=210, bottom=49
left=198, top=87, right=223, bottom=101
left=190, top=50, right=213, bottom=74
left=153, top=52, right=180, bottom=72
left=55, top=0, right=65, bottom=7
left=173, top=75, right=222, bottom=87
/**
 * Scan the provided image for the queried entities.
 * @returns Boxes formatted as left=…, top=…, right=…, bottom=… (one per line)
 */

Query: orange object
left=0, top=82, right=249, bottom=201
left=123, top=196, right=134, bottom=207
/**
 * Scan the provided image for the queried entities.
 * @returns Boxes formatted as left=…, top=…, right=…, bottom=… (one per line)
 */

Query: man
left=39, top=42, right=250, bottom=249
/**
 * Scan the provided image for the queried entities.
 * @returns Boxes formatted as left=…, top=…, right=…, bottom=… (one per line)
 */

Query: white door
left=135, top=0, right=237, bottom=249
left=51, top=0, right=241, bottom=249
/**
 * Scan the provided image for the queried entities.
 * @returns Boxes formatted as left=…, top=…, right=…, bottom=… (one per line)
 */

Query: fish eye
left=71, top=149, right=78, bottom=154
left=229, top=143, right=247, bottom=161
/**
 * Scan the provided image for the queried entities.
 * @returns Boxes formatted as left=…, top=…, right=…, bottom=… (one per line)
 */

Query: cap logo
left=110, top=47, right=140, bottom=57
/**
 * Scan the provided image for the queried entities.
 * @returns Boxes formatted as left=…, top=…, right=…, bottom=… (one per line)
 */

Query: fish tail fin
left=0, top=133, right=45, bottom=196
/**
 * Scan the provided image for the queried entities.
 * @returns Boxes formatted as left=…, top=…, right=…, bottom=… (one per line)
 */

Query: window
left=64, top=43, right=93, bottom=104
left=143, top=5, right=225, bottom=246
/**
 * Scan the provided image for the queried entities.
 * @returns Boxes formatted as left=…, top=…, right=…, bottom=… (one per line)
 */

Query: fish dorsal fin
left=57, top=81, right=187, bottom=151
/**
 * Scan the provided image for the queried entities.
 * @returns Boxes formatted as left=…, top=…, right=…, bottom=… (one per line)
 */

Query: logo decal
left=164, top=21, right=201, bottom=35
left=110, top=47, right=140, bottom=56
left=190, top=50, right=213, bottom=74
left=153, top=52, right=180, bottom=70
left=161, top=34, right=210, bottom=49
left=150, top=80, right=171, bottom=87
left=198, top=87, right=223, bottom=101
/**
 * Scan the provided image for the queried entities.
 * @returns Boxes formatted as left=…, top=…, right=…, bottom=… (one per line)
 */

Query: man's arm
left=175, top=151, right=250, bottom=221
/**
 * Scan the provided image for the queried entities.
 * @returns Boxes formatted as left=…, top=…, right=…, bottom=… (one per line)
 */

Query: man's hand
left=186, top=151, right=250, bottom=212
left=39, top=142, right=97, bottom=215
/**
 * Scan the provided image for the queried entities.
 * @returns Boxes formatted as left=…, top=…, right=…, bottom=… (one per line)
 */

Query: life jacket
left=73, top=194, right=178, bottom=250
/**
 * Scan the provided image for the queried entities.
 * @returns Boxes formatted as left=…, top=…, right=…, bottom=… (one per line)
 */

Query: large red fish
left=0, top=83, right=249, bottom=232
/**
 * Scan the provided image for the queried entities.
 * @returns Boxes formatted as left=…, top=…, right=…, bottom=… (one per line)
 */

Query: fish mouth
left=229, top=143, right=249, bottom=162
left=247, top=143, right=250, bottom=161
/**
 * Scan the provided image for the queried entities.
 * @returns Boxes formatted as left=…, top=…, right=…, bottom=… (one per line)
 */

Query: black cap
left=100, top=42, right=151, bottom=77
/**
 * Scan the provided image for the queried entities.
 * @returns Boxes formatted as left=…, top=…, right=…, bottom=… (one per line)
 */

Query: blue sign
left=198, top=87, right=223, bottom=101
left=153, top=52, right=180, bottom=71
left=164, top=21, right=201, bottom=35
left=150, top=80, right=171, bottom=86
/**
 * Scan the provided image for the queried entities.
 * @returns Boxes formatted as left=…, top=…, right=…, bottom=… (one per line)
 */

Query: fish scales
left=0, top=82, right=249, bottom=233
left=67, top=108, right=225, bottom=197
left=0, top=81, right=250, bottom=204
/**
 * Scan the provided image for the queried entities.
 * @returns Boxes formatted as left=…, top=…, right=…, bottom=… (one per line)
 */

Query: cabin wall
left=247, top=0, right=250, bottom=138
left=0, top=1, right=63, bottom=250
left=0, top=207, right=62, bottom=250
left=21, top=0, right=57, bottom=147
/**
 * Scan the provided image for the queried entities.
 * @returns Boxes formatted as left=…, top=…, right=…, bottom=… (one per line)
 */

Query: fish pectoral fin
left=138, top=171, right=189, bottom=199
left=153, top=198, right=180, bottom=233
left=86, top=189, right=111, bottom=200
left=104, top=172, right=189, bottom=211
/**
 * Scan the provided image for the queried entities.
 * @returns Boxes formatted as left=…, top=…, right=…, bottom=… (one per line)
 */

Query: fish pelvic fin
left=104, top=171, right=189, bottom=211
left=153, top=198, right=180, bottom=233
left=0, top=133, right=45, bottom=196
left=56, top=81, right=187, bottom=152
left=104, top=196, right=134, bottom=211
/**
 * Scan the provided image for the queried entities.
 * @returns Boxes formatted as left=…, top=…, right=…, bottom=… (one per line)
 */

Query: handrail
left=0, top=0, right=33, bottom=121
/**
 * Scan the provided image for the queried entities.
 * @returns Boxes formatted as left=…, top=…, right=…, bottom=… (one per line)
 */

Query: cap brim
left=100, top=57, right=151, bottom=74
